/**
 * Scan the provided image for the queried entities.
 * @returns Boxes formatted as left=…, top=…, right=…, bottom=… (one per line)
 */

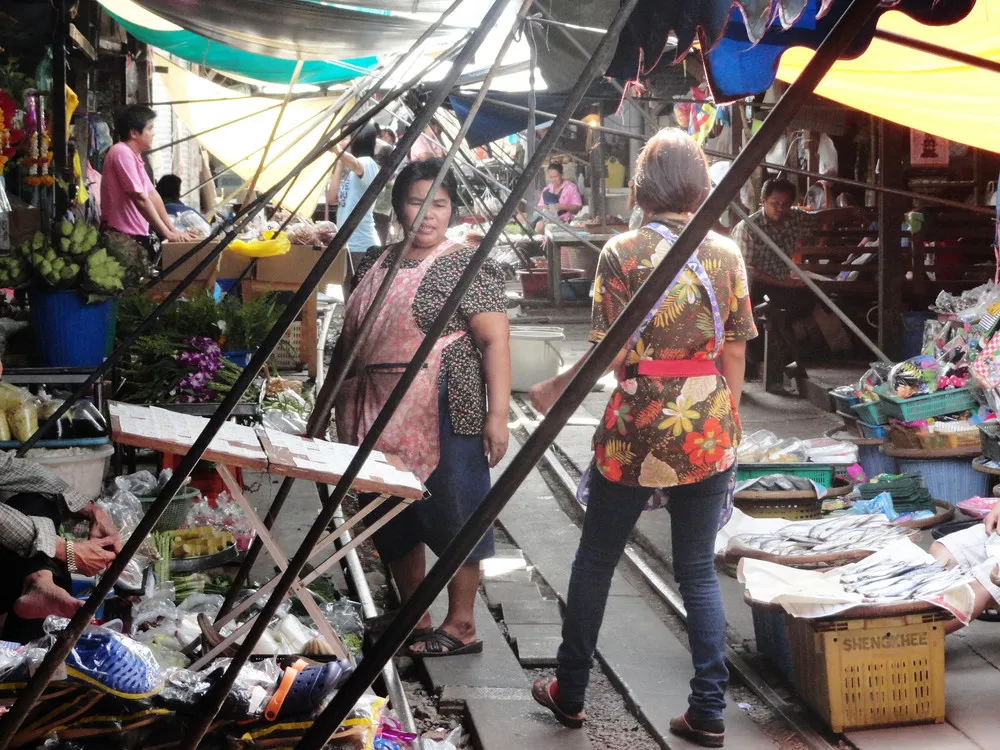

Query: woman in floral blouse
left=530, top=129, right=757, bottom=747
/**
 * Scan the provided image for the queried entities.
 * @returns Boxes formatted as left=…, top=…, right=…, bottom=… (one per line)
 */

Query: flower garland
left=0, top=90, right=23, bottom=175
left=22, top=93, right=52, bottom=187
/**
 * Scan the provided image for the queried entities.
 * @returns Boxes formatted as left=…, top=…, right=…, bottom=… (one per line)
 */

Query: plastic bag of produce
left=7, top=396, right=39, bottom=442
left=0, top=382, right=22, bottom=411
left=0, top=412, right=10, bottom=442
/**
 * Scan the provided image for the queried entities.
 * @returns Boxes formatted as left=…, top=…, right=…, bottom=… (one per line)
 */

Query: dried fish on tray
left=834, top=556, right=974, bottom=603
left=729, top=514, right=914, bottom=560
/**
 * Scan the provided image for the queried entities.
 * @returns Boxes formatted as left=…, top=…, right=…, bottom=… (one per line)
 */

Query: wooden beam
left=68, top=23, right=97, bottom=62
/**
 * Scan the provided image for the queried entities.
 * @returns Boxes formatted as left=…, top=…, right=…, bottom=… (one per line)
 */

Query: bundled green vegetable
left=153, top=531, right=173, bottom=584
left=84, top=248, right=125, bottom=293
left=172, top=573, right=231, bottom=603
left=0, top=256, right=29, bottom=288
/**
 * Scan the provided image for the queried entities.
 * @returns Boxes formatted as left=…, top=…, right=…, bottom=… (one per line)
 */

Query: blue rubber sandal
left=278, top=660, right=353, bottom=718
left=66, top=631, right=163, bottom=699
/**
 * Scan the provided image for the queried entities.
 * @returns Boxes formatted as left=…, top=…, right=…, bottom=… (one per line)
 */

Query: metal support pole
left=216, top=3, right=519, bottom=622
left=878, top=119, right=908, bottom=359
left=0, top=34, right=474, bottom=747
left=729, top=202, right=890, bottom=362
left=244, top=60, right=304, bottom=200
left=52, top=0, right=70, bottom=215
left=175, top=3, right=512, bottom=743
left=297, top=1, right=880, bottom=745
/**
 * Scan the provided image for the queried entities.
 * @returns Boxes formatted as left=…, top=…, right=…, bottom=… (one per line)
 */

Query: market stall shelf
left=108, top=402, right=425, bottom=663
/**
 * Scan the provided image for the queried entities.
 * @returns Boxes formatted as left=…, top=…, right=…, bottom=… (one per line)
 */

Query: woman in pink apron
left=335, top=158, right=511, bottom=657
left=529, top=130, right=758, bottom=747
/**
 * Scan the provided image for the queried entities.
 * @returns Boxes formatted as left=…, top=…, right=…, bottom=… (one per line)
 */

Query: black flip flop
left=531, top=678, right=584, bottom=729
left=408, top=628, right=483, bottom=658
left=669, top=713, right=725, bottom=748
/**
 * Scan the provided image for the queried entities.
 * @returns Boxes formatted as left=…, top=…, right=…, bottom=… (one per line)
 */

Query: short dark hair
left=391, top=157, right=460, bottom=224
left=762, top=178, right=797, bottom=202
left=115, top=105, right=156, bottom=142
left=349, top=122, right=379, bottom=159
left=381, top=129, right=397, bottom=145
left=546, top=162, right=563, bottom=175
left=155, top=174, right=182, bottom=203
left=633, top=128, right=710, bottom=215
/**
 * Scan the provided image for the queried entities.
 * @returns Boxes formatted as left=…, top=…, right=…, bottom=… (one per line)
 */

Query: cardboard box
left=161, top=242, right=349, bottom=291
left=159, top=242, right=223, bottom=282
left=9, top=204, right=41, bottom=247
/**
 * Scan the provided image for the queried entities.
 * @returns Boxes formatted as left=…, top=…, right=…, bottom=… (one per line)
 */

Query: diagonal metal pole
left=143, top=99, right=291, bottom=155
left=729, top=201, right=890, bottom=362
left=17, top=34, right=469, bottom=457
left=0, top=35, right=477, bottom=744
left=297, top=0, right=881, bottom=744
left=172, top=3, right=513, bottom=742
left=214, top=0, right=477, bottom=620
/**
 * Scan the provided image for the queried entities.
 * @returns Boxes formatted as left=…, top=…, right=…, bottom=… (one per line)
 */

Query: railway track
left=508, top=395, right=845, bottom=750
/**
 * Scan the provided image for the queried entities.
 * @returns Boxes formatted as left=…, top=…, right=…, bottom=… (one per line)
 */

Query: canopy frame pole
left=296, top=0, right=881, bottom=744
left=214, top=0, right=532, bottom=643
left=703, top=148, right=996, bottom=217
left=729, top=201, right=890, bottom=362
left=17, top=29, right=474, bottom=457
left=214, top=0, right=479, bottom=619
left=872, top=28, right=1000, bottom=75
left=246, top=59, right=302, bottom=200
left=143, top=98, right=292, bottom=156
left=170, top=1, right=514, bottom=741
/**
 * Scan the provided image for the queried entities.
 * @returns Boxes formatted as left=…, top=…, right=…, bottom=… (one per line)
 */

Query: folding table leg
left=216, top=467, right=348, bottom=659
left=189, top=495, right=412, bottom=671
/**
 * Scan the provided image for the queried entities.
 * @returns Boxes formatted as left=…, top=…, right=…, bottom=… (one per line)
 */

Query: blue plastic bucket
left=224, top=350, right=252, bottom=368
left=858, top=445, right=897, bottom=479
left=30, top=289, right=116, bottom=367
left=896, top=457, right=989, bottom=504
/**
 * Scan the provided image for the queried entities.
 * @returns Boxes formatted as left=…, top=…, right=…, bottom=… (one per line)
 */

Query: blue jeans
left=555, top=466, right=732, bottom=721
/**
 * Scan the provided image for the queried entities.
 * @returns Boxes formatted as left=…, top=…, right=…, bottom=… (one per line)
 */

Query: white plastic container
left=509, top=326, right=565, bottom=392
left=23, top=444, right=115, bottom=497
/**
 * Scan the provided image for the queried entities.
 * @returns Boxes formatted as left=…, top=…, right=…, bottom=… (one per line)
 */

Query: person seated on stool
left=534, top=162, right=583, bottom=234
left=0, top=360, right=120, bottom=642
left=930, top=502, right=1000, bottom=633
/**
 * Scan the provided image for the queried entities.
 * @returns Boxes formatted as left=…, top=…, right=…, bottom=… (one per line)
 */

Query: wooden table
left=543, top=225, right=617, bottom=306
left=109, top=402, right=425, bottom=662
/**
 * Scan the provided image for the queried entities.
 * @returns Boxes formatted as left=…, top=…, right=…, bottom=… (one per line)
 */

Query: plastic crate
left=788, top=611, right=949, bottom=732
left=734, top=496, right=823, bottom=520
left=979, top=423, right=1000, bottom=463
left=737, top=463, right=835, bottom=487
left=895, top=456, right=989, bottom=504
left=751, top=606, right=793, bottom=682
left=276, top=320, right=303, bottom=370
left=879, top=387, right=977, bottom=422
left=851, top=400, right=887, bottom=425
left=138, top=487, right=201, bottom=532
left=829, top=388, right=861, bottom=414
left=858, top=421, right=888, bottom=440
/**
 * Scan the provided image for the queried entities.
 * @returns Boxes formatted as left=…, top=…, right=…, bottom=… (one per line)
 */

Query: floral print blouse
left=589, top=218, right=758, bottom=488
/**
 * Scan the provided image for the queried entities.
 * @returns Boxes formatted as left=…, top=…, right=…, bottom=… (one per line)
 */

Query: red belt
left=622, top=359, right=719, bottom=379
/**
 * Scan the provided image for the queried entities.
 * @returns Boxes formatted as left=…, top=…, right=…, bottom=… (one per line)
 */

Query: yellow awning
left=155, top=54, right=348, bottom=216
left=776, top=1, right=1000, bottom=154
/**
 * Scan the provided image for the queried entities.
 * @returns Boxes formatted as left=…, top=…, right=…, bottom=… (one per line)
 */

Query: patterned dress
left=589, top=217, right=758, bottom=488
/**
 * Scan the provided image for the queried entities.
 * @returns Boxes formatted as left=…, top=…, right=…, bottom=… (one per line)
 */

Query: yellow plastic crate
left=788, top=611, right=949, bottom=732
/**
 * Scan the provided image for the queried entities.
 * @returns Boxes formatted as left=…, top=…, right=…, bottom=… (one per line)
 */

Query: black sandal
left=531, top=677, right=585, bottom=729
left=669, top=713, right=725, bottom=748
left=408, top=628, right=483, bottom=658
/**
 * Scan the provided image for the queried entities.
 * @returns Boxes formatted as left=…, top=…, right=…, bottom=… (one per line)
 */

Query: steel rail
left=296, top=0, right=880, bottom=745
left=507, top=398, right=839, bottom=750
left=173, top=1, right=513, bottom=742
left=214, top=0, right=479, bottom=619
left=293, top=0, right=649, bottom=743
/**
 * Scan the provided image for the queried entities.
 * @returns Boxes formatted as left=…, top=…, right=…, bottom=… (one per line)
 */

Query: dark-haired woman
left=331, top=122, right=382, bottom=256
left=335, top=158, right=511, bottom=657
left=529, top=129, right=757, bottom=746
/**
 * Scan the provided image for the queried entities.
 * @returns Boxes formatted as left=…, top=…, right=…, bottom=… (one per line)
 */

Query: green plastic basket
left=138, top=487, right=201, bottom=532
left=736, top=463, right=836, bottom=488
left=878, top=387, right=977, bottom=422
left=851, top=400, right=887, bottom=425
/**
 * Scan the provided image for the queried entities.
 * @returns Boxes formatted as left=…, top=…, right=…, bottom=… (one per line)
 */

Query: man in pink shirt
left=100, top=105, right=193, bottom=258
left=534, top=162, right=583, bottom=233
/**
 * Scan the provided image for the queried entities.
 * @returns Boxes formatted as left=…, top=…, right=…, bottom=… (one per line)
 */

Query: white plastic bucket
left=24, top=444, right=115, bottom=498
left=510, top=326, right=565, bottom=392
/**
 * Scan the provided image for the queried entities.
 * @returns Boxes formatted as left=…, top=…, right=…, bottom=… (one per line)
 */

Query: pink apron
left=335, top=240, right=465, bottom=481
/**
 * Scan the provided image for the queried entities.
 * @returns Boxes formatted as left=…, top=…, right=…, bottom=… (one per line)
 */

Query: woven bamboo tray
left=742, top=591, right=954, bottom=620
left=723, top=527, right=922, bottom=569
left=971, top=457, right=1000, bottom=476
left=894, top=500, right=954, bottom=530
left=881, top=444, right=981, bottom=460
left=734, top=478, right=853, bottom=502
